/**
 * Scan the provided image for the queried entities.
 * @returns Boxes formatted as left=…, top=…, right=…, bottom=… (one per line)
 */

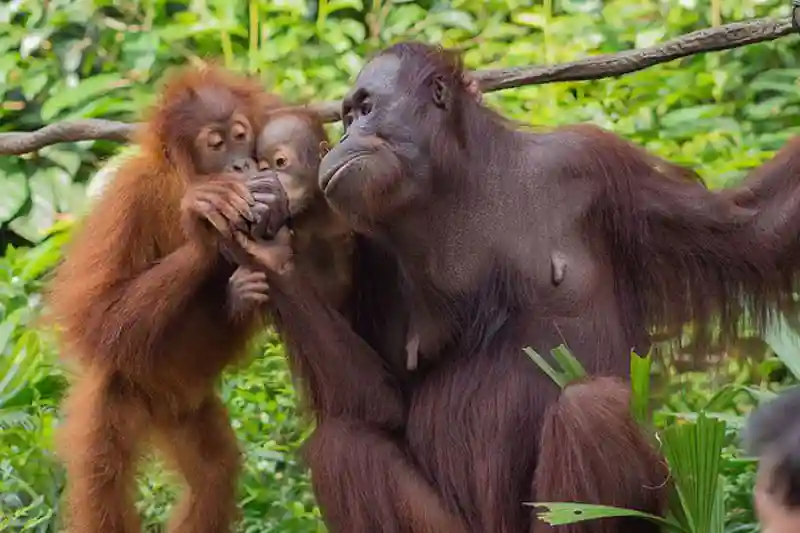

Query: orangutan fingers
left=225, top=193, right=256, bottom=224
left=199, top=205, right=233, bottom=240
left=241, top=241, right=293, bottom=273
left=195, top=183, right=255, bottom=221
left=211, top=200, right=250, bottom=234
left=235, top=271, right=268, bottom=285
left=227, top=179, right=256, bottom=206
left=195, top=191, right=253, bottom=232
left=231, top=278, right=270, bottom=299
left=211, top=178, right=255, bottom=206
left=239, top=280, right=270, bottom=294
left=200, top=187, right=254, bottom=225
left=253, top=192, right=280, bottom=206
left=219, top=202, right=249, bottom=232
left=242, top=291, right=270, bottom=304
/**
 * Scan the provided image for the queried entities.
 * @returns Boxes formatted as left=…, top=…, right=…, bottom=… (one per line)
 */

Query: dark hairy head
left=318, top=41, right=485, bottom=227
left=256, top=109, right=330, bottom=214
left=140, top=65, right=277, bottom=178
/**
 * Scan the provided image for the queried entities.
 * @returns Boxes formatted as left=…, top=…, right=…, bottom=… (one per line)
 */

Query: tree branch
left=0, top=119, right=137, bottom=155
left=0, top=15, right=796, bottom=156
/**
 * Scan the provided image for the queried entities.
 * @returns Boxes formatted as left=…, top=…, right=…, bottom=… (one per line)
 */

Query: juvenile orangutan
left=46, top=65, right=288, bottom=533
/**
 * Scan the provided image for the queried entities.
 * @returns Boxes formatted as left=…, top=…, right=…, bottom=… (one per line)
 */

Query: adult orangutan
left=275, top=40, right=800, bottom=533
left=46, top=65, right=289, bottom=533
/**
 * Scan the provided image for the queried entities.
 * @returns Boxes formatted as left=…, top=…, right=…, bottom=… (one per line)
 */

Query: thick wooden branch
left=0, top=15, right=796, bottom=156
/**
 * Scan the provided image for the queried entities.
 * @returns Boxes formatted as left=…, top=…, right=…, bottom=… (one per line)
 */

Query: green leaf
left=0, top=160, right=29, bottom=223
left=524, top=346, right=568, bottom=389
left=20, top=71, right=49, bottom=101
left=524, top=345, right=586, bottom=389
left=157, top=21, right=234, bottom=42
left=660, top=105, right=721, bottom=129
left=512, top=11, right=547, bottom=29
left=661, top=413, right=727, bottom=533
left=629, top=350, right=652, bottom=425
left=18, top=235, right=66, bottom=283
left=327, top=0, right=364, bottom=12
left=40, top=74, right=132, bottom=121
left=0, top=308, right=24, bottom=356
left=429, top=10, right=476, bottom=32
left=0, top=324, right=41, bottom=409
left=764, top=311, right=800, bottom=380
left=7, top=167, right=64, bottom=243
left=702, top=384, right=753, bottom=412
left=550, top=344, right=587, bottom=383
left=527, top=502, right=688, bottom=531
left=19, top=29, right=52, bottom=58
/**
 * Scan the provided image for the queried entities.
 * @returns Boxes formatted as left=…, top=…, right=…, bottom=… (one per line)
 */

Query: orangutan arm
left=48, top=165, right=246, bottom=371
left=565, top=125, right=793, bottom=343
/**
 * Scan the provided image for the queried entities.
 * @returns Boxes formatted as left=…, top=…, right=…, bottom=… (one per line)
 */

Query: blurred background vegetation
left=1, top=0, right=800, bottom=531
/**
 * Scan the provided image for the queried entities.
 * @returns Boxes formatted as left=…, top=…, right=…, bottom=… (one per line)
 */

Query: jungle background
left=1, top=0, right=800, bottom=531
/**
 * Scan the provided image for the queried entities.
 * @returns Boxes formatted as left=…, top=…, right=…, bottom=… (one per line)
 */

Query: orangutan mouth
left=321, top=155, right=368, bottom=194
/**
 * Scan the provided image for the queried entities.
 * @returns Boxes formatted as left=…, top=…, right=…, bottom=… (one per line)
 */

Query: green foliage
left=0, top=223, right=320, bottom=532
left=662, top=414, right=727, bottom=533
left=524, top=344, right=588, bottom=388
left=528, top=502, right=686, bottom=531
left=2, top=0, right=800, bottom=532
left=0, top=226, right=67, bottom=532
left=526, top=346, right=778, bottom=533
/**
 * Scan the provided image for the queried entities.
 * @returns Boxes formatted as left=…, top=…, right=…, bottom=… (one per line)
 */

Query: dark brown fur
left=232, top=234, right=466, bottom=532
left=264, top=40, right=800, bottom=533
left=46, top=65, right=282, bottom=533
left=254, top=108, right=354, bottom=316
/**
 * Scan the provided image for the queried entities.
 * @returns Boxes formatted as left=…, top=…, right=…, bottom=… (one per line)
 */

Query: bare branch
left=475, top=17, right=797, bottom=91
left=0, top=119, right=139, bottom=155
left=0, top=15, right=796, bottom=156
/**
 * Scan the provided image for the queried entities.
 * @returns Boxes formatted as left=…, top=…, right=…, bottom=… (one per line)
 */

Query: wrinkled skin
left=314, top=40, right=800, bottom=533
left=319, top=54, right=428, bottom=229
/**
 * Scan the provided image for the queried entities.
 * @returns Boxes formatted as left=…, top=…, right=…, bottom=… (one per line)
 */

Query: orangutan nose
left=231, top=158, right=252, bottom=173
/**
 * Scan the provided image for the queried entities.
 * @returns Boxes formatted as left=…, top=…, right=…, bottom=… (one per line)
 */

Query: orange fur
left=46, top=64, right=282, bottom=533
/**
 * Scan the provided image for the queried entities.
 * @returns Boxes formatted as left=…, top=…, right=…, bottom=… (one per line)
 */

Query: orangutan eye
left=231, top=122, right=247, bottom=142
left=343, top=113, right=354, bottom=130
left=275, top=156, right=288, bottom=169
left=207, top=131, right=224, bottom=150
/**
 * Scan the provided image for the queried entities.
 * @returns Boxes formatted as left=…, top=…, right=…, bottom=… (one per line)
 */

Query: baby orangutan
left=231, top=108, right=354, bottom=315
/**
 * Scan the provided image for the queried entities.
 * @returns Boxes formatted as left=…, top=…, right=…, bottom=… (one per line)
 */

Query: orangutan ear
left=432, top=75, right=450, bottom=109
left=319, top=140, right=330, bottom=159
